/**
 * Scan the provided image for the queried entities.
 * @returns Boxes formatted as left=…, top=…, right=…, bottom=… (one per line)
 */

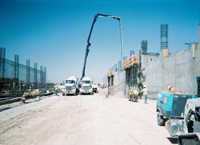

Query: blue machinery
left=156, top=92, right=200, bottom=145
left=81, top=13, right=123, bottom=80
left=156, top=91, right=195, bottom=123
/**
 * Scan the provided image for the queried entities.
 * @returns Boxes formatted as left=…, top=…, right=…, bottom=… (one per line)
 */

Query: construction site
left=0, top=48, right=55, bottom=106
left=107, top=24, right=200, bottom=100
left=1, top=3, right=200, bottom=144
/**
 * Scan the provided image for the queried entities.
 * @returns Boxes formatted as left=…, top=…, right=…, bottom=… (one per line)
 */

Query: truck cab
left=62, top=76, right=78, bottom=96
left=92, top=84, right=98, bottom=93
left=80, top=77, right=93, bottom=95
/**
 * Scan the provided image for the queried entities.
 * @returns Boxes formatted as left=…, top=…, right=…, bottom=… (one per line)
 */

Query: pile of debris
left=0, top=89, right=54, bottom=105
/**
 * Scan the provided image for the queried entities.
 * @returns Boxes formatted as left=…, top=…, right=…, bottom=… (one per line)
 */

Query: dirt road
left=0, top=92, right=176, bottom=145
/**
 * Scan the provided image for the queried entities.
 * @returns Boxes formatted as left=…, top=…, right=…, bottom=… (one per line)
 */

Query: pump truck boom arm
left=81, top=13, right=123, bottom=80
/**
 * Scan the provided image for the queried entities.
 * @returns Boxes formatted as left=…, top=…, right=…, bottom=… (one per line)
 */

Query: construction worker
left=168, top=86, right=175, bottom=94
left=142, top=85, right=148, bottom=104
left=54, top=83, right=58, bottom=95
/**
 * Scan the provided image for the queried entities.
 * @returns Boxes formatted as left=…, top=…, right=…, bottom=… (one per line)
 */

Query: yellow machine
left=128, top=90, right=139, bottom=102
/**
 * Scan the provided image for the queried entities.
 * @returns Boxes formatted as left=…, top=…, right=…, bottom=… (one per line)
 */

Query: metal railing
left=108, top=77, right=138, bottom=95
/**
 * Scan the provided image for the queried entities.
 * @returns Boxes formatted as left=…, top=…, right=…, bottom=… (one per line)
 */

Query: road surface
left=0, top=91, right=177, bottom=145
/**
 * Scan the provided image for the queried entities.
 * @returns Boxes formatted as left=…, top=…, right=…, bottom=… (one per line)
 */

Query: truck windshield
left=82, top=81, right=90, bottom=84
left=66, top=80, right=75, bottom=84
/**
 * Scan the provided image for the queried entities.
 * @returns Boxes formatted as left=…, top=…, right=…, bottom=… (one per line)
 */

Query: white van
left=80, top=77, right=93, bottom=95
left=62, top=76, right=78, bottom=96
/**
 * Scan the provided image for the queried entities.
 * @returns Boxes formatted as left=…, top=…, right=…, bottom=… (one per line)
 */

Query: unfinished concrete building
left=107, top=24, right=200, bottom=99
left=141, top=24, right=200, bottom=99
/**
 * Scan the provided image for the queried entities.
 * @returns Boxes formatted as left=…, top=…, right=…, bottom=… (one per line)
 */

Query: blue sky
left=0, top=0, right=199, bottom=84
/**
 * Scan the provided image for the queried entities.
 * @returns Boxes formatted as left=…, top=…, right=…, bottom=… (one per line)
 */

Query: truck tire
left=62, top=93, right=64, bottom=96
left=157, top=113, right=164, bottom=126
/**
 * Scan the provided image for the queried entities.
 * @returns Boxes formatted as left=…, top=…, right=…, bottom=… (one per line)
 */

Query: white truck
left=80, top=77, right=93, bottom=95
left=62, top=76, right=79, bottom=96
left=92, top=84, right=98, bottom=93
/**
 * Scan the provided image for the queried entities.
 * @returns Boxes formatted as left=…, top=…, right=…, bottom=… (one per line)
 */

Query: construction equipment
left=81, top=13, right=123, bottom=80
left=128, top=90, right=139, bottom=102
left=92, top=83, right=98, bottom=93
left=80, top=77, right=93, bottom=95
left=62, top=76, right=79, bottom=96
left=156, top=91, right=195, bottom=126
left=178, top=98, right=200, bottom=144
left=156, top=91, right=200, bottom=145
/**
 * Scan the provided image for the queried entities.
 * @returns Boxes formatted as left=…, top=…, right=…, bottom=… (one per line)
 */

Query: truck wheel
left=62, top=93, right=64, bottom=96
left=157, top=113, right=164, bottom=126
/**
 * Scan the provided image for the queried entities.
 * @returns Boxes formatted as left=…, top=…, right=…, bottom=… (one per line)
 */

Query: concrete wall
left=109, top=25, right=200, bottom=99
left=113, top=70, right=126, bottom=98
left=142, top=54, right=161, bottom=98
left=142, top=42, right=200, bottom=99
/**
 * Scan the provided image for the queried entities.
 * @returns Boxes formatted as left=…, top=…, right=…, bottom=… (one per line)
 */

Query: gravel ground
left=0, top=90, right=177, bottom=145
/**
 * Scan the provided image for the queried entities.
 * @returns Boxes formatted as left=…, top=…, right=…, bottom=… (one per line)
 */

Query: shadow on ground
left=167, top=137, right=178, bottom=144
left=0, top=107, right=12, bottom=112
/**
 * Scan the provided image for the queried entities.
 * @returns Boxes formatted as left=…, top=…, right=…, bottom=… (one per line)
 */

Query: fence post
left=34, top=63, right=37, bottom=88
left=0, top=48, right=5, bottom=79
left=14, top=55, right=19, bottom=80
left=26, top=59, right=30, bottom=89
left=44, top=67, right=46, bottom=88
left=14, top=55, right=19, bottom=90
left=40, top=66, right=43, bottom=89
